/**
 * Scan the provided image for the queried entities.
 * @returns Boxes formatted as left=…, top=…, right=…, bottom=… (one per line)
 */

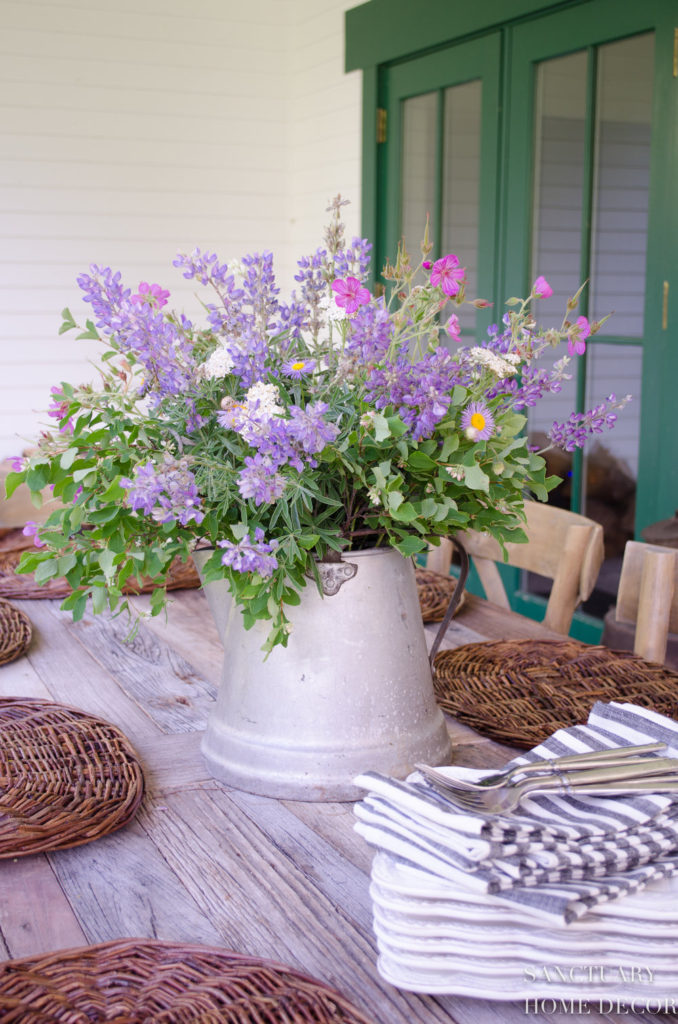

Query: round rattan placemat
left=0, top=697, right=144, bottom=857
left=433, top=638, right=678, bottom=749
left=0, top=528, right=200, bottom=600
left=0, top=938, right=377, bottom=1023
left=415, top=567, right=466, bottom=623
left=0, top=599, right=32, bottom=667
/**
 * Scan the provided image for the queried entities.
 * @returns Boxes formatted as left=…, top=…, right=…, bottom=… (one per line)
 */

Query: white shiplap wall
left=0, top=0, right=361, bottom=458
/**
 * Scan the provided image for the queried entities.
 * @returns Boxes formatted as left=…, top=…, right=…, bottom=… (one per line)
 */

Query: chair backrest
left=615, top=540, right=678, bottom=663
left=426, top=500, right=605, bottom=635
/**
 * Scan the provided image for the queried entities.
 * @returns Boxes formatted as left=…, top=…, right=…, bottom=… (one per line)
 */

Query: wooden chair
left=426, top=500, right=605, bottom=635
left=614, top=540, right=678, bottom=664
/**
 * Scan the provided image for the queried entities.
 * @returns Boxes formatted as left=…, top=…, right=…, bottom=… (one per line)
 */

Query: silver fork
left=415, top=741, right=667, bottom=793
left=418, top=758, right=678, bottom=815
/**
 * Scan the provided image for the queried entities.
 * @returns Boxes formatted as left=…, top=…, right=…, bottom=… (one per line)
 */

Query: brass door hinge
left=376, top=107, right=387, bottom=144
left=663, top=281, right=669, bottom=330
left=674, top=28, right=678, bottom=77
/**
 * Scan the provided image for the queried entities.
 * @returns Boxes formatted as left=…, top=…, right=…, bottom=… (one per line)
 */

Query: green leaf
left=26, top=465, right=49, bottom=492
left=297, top=533, right=319, bottom=550
left=34, top=560, right=59, bottom=583
left=407, top=450, right=437, bottom=472
left=462, top=463, right=491, bottom=493
left=390, top=501, right=417, bottom=523
left=3, top=470, right=25, bottom=499
left=150, top=587, right=167, bottom=615
left=57, top=553, right=77, bottom=576
left=371, top=413, right=391, bottom=442
left=98, top=548, right=116, bottom=578
left=394, top=534, right=428, bottom=557
left=71, top=592, right=88, bottom=622
left=72, top=466, right=96, bottom=483
left=58, top=308, right=77, bottom=335
left=60, top=448, right=79, bottom=470
left=386, top=416, right=407, bottom=437
left=91, top=586, right=107, bottom=615
left=76, top=319, right=100, bottom=341
left=386, top=490, right=404, bottom=512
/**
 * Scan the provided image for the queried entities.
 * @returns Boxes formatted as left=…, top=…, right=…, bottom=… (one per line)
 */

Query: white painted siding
left=0, top=0, right=361, bottom=458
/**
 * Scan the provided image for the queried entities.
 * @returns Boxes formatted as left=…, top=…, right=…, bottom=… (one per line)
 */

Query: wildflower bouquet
left=8, top=197, right=627, bottom=650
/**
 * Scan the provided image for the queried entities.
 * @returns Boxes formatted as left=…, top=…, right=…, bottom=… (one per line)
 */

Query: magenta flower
left=422, top=260, right=432, bottom=270
left=430, top=254, right=465, bottom=297
left=131, top=282, right=170, bottom=308
left=445, top=313, right=461, bottom=341
left=567, top=316, right=590, bottom=357
left=332, top=277, right=370, bottom=314
left=282, top=357, right=316, bottom=379
left=8, top=456, right=23, bottom=472
left=461, top=401, right=495, bottom=442
left=533, top=275, right=553, bottom=299
left=22, top=521, right=46, bottom=548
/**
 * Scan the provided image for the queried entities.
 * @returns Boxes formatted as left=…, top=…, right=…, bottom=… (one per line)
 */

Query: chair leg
left=634, top=549, right=675, bottom=664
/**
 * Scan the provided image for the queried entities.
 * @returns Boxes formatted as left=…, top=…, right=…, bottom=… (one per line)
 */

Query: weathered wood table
left=0, top=589, right=644, bottom=1023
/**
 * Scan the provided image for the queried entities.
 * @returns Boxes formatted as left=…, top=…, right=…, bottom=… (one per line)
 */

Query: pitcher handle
left=428, top=537, right=470, bottom=670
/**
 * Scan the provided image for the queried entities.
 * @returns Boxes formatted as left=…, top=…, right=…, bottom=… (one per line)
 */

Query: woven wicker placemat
left=0, top=938, right=376, bottom=1023
left=0, top=528, right=200, bottom=600
left=433, top=638, right=678, bottom=749
left=415, top=567, right=466, bottom=623
left=0, top=600, right=32, bottom=667
left=0, top=698, right=144, bottom=857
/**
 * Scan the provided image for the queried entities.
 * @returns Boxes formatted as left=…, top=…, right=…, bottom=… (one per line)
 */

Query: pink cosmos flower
left=131, top=282, right=170, bottom=308
left=461, top=401, right=495, bottom=442
left=533, top=275, right=553, bottom=299
left=331, top=277, right=370, bottom=315
left=567, top=316, right=590, bottom=356
left=445, top=313, right=461, bottom=341
left=22, top=520, right=46, bottom=548
left=430, top=254, right=465, bottom=297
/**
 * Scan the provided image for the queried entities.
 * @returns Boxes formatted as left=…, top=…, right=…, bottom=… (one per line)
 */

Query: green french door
left=377, top=33, right=501, bottom=345
left=376, top=0, right=677, bottom=637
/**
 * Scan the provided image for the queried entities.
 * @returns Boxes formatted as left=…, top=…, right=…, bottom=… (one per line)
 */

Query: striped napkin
left=354, top=701, right=678, bottom=923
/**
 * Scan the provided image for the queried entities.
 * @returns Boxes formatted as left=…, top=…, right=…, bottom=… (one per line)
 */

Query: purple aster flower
left=282, top=357, right=316, bottom=379
left=461, top=401, right=495, bottom=441
left=332, top=277, right=370, bottom=315
left=218, top=527, right=279, bottom=577
left=430, top=254, right=465, bottom=297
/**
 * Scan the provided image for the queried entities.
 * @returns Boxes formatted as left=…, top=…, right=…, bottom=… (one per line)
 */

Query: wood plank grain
left=132, top=730, right=217, bottom=796
left=12, top=599, right=164, bottom=746
left=0, top=648, right=51, bottom=700
left=128, top=589, right=222, bottom=690
left=64, top=609, right=217, bottom=734
left=0, top=856, right=87, bottom=958
left=139, top=786, right=458, bottom=1024
left=47, top=818, right=224, bottom=948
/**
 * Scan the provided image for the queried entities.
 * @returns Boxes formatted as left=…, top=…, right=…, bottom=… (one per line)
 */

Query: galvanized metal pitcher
left=192, top=546, right=452, bottom=801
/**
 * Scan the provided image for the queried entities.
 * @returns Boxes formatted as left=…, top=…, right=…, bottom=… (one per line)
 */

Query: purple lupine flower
left=286, top=402, right=339, bottom=453
left=548, top=393, right=631, bottom=452
left=345, top=300, right=393, bottom=364
left=237, top=454, right=287, bottom=505
left=461, top=401, right=495, bottom=441
left=22, top=521, right=46, bottom=548
left=120, top=462, right=165, bottom=515
left=430, top=254, right=465, bottom=297
left=334, top=237, right=372, bottom=281
left=121, top=458, right=204, bottom=525
left=218, top=527, right=279, bottom=577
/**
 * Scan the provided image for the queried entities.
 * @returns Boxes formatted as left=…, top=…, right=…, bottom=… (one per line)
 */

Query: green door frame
left=346, top=0, right=678, bottom=638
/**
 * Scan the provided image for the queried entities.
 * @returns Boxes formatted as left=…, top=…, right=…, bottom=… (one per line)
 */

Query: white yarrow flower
left=467, top=347, right=520, bottom=378
left=202, top=345, right=235, bottom=379
left=246, top=381, right=284, bottom=419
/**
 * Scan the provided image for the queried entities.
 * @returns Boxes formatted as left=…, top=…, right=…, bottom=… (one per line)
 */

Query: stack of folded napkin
left=354, top=701, right=678, bottom=1000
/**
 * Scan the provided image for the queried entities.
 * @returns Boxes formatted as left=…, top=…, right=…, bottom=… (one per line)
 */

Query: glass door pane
left=381, top=34, right=500, bottom=344
left=525, top=30, right=654, bottom=629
